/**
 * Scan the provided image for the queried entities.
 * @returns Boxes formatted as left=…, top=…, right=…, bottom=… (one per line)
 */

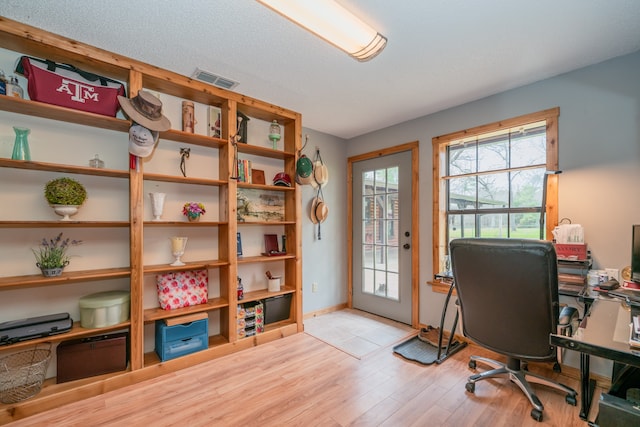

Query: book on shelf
left=207, top=106, right=222, bottom=138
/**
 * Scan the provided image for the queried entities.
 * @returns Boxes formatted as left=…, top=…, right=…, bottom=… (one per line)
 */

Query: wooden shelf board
left=237, top=220, right=296, bottom=226
left=0, top=221, right=130, bottom=228
left=237, top=182, right=295, bottom=192
left=160, top=129, right=225, bottom=148
left=0, top=267, right=131, bottom=290
left=239, top=286, right=296, bottom=304
left=143, top=260, right=229, bottom=274
left=142, top=333, right=229, bottom=366
left=0, top=96, right=130, bottom=132
left=0, top=158, right=129, bottom=178
left=143, top=220, right=228, bottom=227
left=144, top=297, right=229, bottom=323
left=237, top=254, right=296, bottom=264
left=0, top=321, right=130, bottom=352
left=236, top=143, right=295, bottom=160
left=144, top=172, right=226, bottom=186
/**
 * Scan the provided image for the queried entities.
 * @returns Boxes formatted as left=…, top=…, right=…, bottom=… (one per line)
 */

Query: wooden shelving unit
left=0, top=16, right=302, bottom=424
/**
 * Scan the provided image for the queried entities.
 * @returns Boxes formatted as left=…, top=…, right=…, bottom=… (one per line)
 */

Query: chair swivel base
left=466, top=355, right=577, bottom=422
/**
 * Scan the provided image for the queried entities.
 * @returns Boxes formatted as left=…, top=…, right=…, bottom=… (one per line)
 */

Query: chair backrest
left=449, top=238, right=560, bottom=361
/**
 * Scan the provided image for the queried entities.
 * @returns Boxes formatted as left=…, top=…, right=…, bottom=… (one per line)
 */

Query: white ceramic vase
left=51, top=204, right=79, bottom=221
left=149, top=192, right=166, bottom=221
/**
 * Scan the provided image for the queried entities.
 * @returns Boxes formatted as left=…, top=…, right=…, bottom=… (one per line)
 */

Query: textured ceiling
left=1, top=0, right=640, bottom=139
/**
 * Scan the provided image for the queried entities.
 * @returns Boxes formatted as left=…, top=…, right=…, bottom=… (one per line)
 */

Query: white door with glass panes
left=352, top=151, right=412, bottom=324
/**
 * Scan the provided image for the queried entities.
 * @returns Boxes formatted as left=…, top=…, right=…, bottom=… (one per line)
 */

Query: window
left=432, top=108, right=559, bottom=280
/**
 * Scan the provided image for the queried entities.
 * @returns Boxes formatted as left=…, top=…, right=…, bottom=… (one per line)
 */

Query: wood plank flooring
left=5, top=329, right=601, bottom=426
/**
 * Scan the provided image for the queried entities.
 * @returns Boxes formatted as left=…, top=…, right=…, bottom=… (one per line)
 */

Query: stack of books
left=557, top=256, right=591, bottom=296
left=236, top=159, right=252, bottom=183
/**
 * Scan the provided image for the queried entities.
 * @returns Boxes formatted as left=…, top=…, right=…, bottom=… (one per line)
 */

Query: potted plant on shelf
left=183, top=202, right=206, bottom=222
left=44, top=177, right=88, bottom=221
left=32, top=232, right=82, bottom=277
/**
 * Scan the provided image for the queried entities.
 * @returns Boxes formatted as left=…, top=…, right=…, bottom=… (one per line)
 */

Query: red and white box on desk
left=555, top=243, right=588, bottom=260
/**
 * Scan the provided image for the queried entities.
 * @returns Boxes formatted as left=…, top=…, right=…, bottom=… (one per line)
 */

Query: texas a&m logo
left=56, top=78, right=99, bottom=104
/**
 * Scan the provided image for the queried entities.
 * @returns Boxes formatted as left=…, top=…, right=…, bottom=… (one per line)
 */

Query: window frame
left=431, top=108, right=559, bottom=286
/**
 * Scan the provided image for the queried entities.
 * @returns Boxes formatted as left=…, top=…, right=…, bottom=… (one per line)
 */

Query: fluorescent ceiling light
left=257, top=0, right=387, bottom=61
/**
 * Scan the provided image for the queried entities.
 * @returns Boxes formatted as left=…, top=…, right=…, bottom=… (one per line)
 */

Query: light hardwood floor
left=6, top=331, right=601, bottom=426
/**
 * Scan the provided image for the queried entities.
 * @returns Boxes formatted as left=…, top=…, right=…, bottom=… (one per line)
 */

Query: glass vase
left=11, top=126, right=31, bottom=161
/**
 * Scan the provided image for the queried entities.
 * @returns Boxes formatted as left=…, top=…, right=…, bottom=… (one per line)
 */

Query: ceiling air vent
left=191, top=68, right=239, bottom=90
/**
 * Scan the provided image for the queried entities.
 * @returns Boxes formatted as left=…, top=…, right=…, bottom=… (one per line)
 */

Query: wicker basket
left=0, top=345, right=52, bottom=404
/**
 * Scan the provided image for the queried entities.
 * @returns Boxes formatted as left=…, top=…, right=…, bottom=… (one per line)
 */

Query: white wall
left=298, top=128, right=348, bottom=314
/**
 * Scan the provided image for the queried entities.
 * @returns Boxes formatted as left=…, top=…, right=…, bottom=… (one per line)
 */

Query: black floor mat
left=393, top=336, right=441, bottom=365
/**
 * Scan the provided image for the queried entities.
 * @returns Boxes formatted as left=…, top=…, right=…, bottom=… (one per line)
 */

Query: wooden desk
left=551, top=298, right=640, bottom=420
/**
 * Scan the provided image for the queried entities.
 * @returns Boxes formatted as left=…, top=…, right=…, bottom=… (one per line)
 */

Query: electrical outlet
left=605, top=268, right=619, bottom=282
left=312, top=282, right=318, bottom=293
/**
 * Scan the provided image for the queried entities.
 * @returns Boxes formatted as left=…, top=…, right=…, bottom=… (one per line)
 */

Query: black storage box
left=264, top=294, right=292, bottom=324
left=56, top=332, right=128, bottom=383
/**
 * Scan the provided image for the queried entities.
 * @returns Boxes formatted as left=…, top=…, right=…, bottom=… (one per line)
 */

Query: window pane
left=511, top=168, right=545, bottom=208
left=461, top=214, right=477, bottom=238
left=374, top=245, right=385, bottom=266
left=374, top=169, right=386, bottom=194
left=387, top=193, right=398, bottom=219
left=448, top=214, right=462, bottom=240
left=511, top=127, right=546, bottom=167
left=478, top=172, right=508, bottom=209
left=386, top=167, right=399, bottom=193
left=387, top=246, right=398, bottom=273
left=363, top=196, right=374, bottom=219
left=362, top=244, right=374, bottom=268
left=374, top=269, right=386, bottom=296
left=375, top=195, right=384, bottom=219
left=448, top=143, right=477, bottom=175
left=363, top=219, right=374, bottom=243
left=387, top=272, right=399, bottom=300
left=478, top=213, right=509, bottom=238
left=478, top=135, right=508, bottom=172
left=363, top=171, right=374, bottom=195
left=449, top=176, right=476, bottom=210
left=509, top=213, right=540, bottom=239
left=387, top=219, right=399, bottom=246
left=374, top=219, right=384, bottom=244
left=363, top=268, right=374, bottom=294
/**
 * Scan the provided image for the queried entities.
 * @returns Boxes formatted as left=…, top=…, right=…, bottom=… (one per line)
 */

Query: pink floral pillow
left=156, top=270, right=208, bottom=310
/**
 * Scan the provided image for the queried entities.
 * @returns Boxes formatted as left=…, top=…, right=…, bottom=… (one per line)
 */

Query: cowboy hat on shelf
left=118, top=91, right=171, bottom=158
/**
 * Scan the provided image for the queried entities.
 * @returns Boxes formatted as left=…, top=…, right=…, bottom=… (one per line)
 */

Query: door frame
left=347, top=141, right=420, bottom=328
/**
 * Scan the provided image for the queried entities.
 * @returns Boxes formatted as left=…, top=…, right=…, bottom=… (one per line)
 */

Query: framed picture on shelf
left=252, top=169, right=265, bottom=185
left=207, top=106, right=222, bottom=138
left=262, top=234, right=285, bottom=256
left=237, top=232, right=243, bottom=256
left=237, top=188, right=285, bottom=222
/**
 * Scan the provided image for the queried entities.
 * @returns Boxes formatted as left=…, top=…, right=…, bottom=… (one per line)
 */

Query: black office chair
left=449, top=238, right=578, bottom=422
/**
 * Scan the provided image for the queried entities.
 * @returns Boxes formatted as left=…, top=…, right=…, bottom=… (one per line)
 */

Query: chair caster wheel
left=566, top=394, right=577, bottom=406
left=530, top=408, right=543, bottom=422
left=465, top=382, right=475, bottom=393
left=468, top=360, right=476, bottom=369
